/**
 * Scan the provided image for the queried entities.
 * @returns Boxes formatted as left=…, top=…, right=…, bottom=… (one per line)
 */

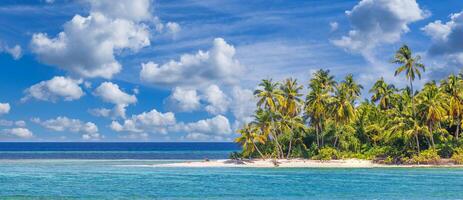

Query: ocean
left=0, top=142, right=462, bottom=199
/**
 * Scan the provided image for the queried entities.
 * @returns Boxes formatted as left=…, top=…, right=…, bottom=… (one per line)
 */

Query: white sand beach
left=151, top=159, right=463, bottom=168
left=153, top=159, right=379, bottom=168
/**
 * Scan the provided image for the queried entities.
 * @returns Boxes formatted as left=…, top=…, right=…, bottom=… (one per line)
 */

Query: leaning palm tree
left=253, top=109, right=283, bottom=158
left=235, top=123, right=266, bottom=159
left=274, top=113, right=306, bottom=158
left=392, top=44, right=425, bottom=117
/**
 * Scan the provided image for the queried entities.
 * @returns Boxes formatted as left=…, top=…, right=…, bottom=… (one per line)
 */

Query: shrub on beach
left=451, top=148, right=463, bottom=164
left=408, top=149, right=441, bottom=164
left=312, top=147, right=339, bottom=160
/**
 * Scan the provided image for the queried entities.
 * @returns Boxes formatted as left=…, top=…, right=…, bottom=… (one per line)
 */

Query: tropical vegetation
left=235, top=44, right=463, bottom=164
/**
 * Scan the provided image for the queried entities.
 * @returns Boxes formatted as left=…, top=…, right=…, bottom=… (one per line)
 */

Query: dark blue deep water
left=0, top=142, right=240, bottom=159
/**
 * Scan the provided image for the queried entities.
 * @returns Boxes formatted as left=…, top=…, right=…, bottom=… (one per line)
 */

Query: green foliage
left=312, top=147, right=339, bottom=160
left=409, top=149, right=441, bottom=164
left=232, top=44, right=463, bottom=163
left=451, top=148, right=463, bottom=164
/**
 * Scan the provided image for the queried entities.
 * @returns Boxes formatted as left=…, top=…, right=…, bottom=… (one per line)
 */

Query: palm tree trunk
left=287, top=136, right=293, bottom=159
left=271, top=132, right=283, bottom=159
left=415, top=133, right=420, bottom=154
left=315, top=124, right=320, bottom=148
left=253, top=143, right=265, bottom=160
left=270, top=125, right=284, bottom=159
left=456, top=117, right=460, bottom=140
left=410, top=80, right=415, bottom=118
left=429, top=124, right=435, bottom=149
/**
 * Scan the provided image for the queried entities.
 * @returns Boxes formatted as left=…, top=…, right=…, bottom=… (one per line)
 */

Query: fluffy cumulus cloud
left=110, top=107, right=233, bottom=141
left=0, top=103, right=10, bottom=115
left=33, top=116, right=101, bottom=140
left=166, top=87, right=201, bottom=112
left=87, top=0, right=152, bottom=22
left=140, top=38, right=243, bottom=87
left=110, top=108, right=176, bottom=137
left=30, top=0, right=152, bottom=79
left=203, top=85, right=230, bottom=115
left=93, top=82, right=137, bottom=118
left=1, top=128, right=33, bottom=139
left=422, top=11, right=463, bottom=66
left=332, top=0, right=427, bottom=56
left=22, top=76, right=84, bottom=102
left=181, top=115, right=232, bottom=136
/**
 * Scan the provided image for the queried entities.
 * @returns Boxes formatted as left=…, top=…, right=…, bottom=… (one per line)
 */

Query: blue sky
left=0, top=0, right=462, bottom=141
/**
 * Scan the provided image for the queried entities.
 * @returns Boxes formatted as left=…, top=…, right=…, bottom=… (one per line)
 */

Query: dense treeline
left=235, top=45, right=463, bottom=164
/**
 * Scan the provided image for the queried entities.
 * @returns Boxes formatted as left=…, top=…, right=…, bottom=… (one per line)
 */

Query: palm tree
left=331, top=83, right=356, bottom=148
left=235, top=123, right=266, bottom=159
left=342, top=74, right=363, bottom=103
left=440, top=74, right=463, bottom=139
left=416, top=82, right=448, bottom=149
left=280, top=78, right=304, bottom=158
left=304, top=70, right=336, bottom=148
left=274, top=113, right=306, bottom=158
left=253, top=109, right=283, bottom=158
left=280, top=78, right=303, bottom=117
left=392, top=44, right=425, bottom=118
left=254, top=79, right=284, bottom=112
left=388, top=115, right=424, bottom=153
left=370, top=78, right=397, bottom=110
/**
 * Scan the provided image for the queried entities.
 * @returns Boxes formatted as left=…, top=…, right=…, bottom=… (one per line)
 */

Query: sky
left=0, top=0, right=462, bottom=142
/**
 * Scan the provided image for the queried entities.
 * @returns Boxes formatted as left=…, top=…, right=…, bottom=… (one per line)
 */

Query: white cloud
left=329, top=21, right=339, bottom=32
left=30, top=1, right=152, bottom=79
left=422, top=11, right=463, bottom=66
left=110, top=108, right=176, bottom=135
left=332, top=0, right=427, bottom=57
left=202, top=84, right=229, bottom=115
left=89, top=108, right=112, bottom=118
left=94, top=82, right=136, bottom=105
left=15, top=120, right=26, bottom=127
left=34, top=116, right=101, bottom=140
left=93, top=82, right=137, bottom=118
left=140, top=38, right=243, bottom=87
left=0, top=103, right=10, bottom=115
left=230, top=87, right=255, bottom=128
left=2, top=128, right=33, bottom=139
left=181, top=115, right=232, bottom=136
left=184, top=132, right=211, bottom=141
left=166, top=22, right=181, bottom=36
left=0, top=120, right=26, bottom=127
left=166, top=87, right=201, bottom=112
left=22, top=76, right=84, bottom=102
left=1, top=44, right=22, bottom=60
left=86, top=0, right=152, bottom=22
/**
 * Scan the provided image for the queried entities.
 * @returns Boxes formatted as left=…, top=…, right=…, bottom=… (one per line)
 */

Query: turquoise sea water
left=1, top=160, right=463, bottom=199
left=1, top=143, right=463, bottom=199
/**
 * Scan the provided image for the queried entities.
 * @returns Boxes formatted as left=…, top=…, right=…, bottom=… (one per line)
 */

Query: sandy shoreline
left=150, top=158, right=463, bottom=168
